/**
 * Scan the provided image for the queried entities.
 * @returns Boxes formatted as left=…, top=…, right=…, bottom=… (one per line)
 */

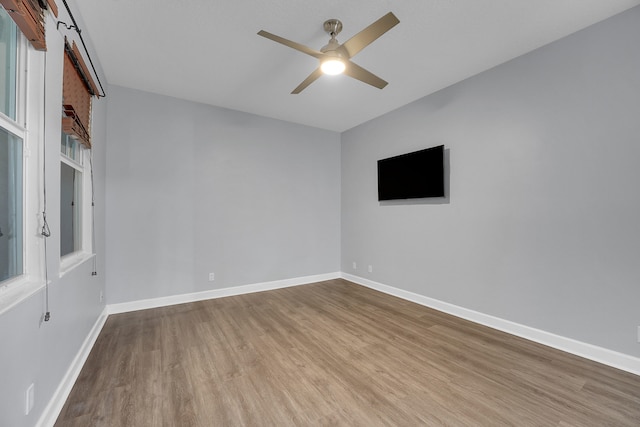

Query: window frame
left=59, top=133, right=93, bottom=275
left=0, top=24, right=47, bottom=313
left=0, top=27, right=27, bottom=287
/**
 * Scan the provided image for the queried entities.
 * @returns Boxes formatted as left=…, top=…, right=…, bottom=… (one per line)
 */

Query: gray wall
left=0, top=3, right=108, bottom=425
left=105, top=86, right=341, bottom=304
left=341, top=7, right=640, bottom=357
left=3, top=6, right=639, bottom=426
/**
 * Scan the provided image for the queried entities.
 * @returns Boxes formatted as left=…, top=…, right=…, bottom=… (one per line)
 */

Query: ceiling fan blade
left=257, top=30, right=324, bottom=58
left=339, top=12, right=400, bottom=59
left=344, top=61, right=388, bottom=89
left=291, top=68, right=323, bottom=94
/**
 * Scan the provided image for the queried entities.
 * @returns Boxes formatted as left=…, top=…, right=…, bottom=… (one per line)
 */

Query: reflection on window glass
left=60, top=161, right=82, bottom=257
left=60, top=132, right=83, bottom=164
left=0, top=128, right=23, bottom=282
left=0, top=7, right=17, bottom=119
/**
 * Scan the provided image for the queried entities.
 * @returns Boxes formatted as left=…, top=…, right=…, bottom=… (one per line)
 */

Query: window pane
left=0, top=128, right=23, bottom=282
left=60, top=132, right=83, bottom=165
left=0, top=7, right=17, bottom=119
left=60, top=162, right=82, bottom=257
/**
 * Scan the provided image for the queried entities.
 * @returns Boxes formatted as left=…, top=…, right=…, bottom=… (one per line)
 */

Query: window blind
left=0, top=0, right=57, bottom=51
left=62, top=39, right=98, bottom=148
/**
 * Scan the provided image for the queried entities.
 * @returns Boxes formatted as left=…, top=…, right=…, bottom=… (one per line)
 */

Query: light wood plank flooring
left=55, top=279, right=640, bottom=426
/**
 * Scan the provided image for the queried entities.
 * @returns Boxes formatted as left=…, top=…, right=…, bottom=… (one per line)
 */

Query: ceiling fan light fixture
left=321, top=58, right=345, bottom=75
left=258, top=12, right=399, bottom=93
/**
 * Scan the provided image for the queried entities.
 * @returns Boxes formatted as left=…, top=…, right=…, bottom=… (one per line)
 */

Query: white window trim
left=0, top=278, right=46, bottom=316
left=59, top=251, right=94, bottom=277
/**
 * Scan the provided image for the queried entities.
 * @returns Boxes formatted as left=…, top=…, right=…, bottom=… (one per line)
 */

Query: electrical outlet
left=352, top=262, right=357, bottom=270
left=25, top=383, right=34, bottom=415
left=368, top=265, right=373, bottom=273
left=208, top=272, right=215, bottom=282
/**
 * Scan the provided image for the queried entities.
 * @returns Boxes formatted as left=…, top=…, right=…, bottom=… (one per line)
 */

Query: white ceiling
left=75, top=0, right=640, bottom=132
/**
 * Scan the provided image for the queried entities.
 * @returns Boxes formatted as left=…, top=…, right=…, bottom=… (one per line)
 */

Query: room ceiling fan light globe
left=321, top=58, right=346, bottom=75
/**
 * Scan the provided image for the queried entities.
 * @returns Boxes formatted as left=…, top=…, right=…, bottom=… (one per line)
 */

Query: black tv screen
left=377, top=145, right=444, bottom=201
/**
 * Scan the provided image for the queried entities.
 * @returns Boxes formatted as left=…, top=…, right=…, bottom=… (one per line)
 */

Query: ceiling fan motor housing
left=321, top=38, right=342, bottom=54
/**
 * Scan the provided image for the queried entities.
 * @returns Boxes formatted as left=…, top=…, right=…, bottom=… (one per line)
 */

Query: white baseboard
left=107, top=272, right=342, bottom=315
left=341, top=273, right=640, bottom=376
left=35, top=273, right=340, bottom=426
left=35, top=270, right=639, bottom=427
left=36, top=307, right=109, bottom=427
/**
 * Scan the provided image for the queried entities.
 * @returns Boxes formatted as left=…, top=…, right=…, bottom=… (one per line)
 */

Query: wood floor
left=55, top=279, right=640, bottom=426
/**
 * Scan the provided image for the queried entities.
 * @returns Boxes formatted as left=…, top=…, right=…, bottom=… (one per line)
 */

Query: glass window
left=0, top=7, right=17, bottom=119
left=60, top=130, right=83, bottom=164
left=0, top=129, right=23, bottom=282
left=60, top=133, right=83, bottom=257
left=0, top=8, right=21, bottom=283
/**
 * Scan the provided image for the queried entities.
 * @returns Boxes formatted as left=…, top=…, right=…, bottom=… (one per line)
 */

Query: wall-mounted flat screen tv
left=377, top=145, right=444, bottom=201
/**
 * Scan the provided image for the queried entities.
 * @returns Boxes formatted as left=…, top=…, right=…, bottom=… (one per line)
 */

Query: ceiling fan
left=258, top=12, right=400, bottom=94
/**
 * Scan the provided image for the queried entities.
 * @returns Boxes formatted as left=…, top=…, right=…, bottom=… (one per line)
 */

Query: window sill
left=0, top=277, right=46, bottom=316
left=60, top=251, right=95, bottom=277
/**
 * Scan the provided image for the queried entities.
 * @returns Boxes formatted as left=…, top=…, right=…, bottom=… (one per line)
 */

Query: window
left=0, top=129, right=22, bottom=282
left=0, top=5, right=17, bottom=118
left=60, top=132, right=83, bottom=257
left=58, top=136, right=93, bottom=272
left=0, top=1, right=58, bottom=310
left=0, top=7, right=23, bottom=284
left=59, top=38, right=96, bottom=272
